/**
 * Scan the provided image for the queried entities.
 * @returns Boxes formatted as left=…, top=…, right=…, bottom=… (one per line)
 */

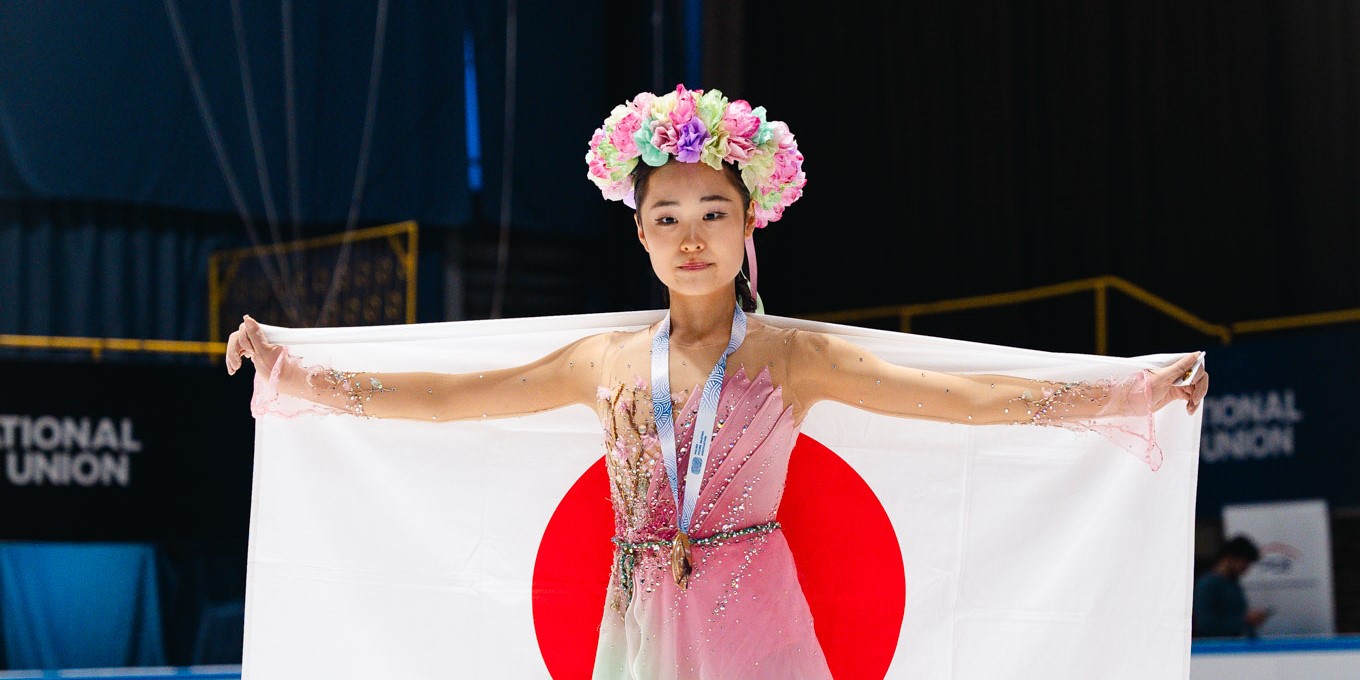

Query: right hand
left=226, top=315, right=283, bottom=377
left=1245, top=608, right=1271, bottom=628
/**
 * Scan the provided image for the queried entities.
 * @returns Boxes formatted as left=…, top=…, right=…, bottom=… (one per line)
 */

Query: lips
left=679, top=262, right=712, bottom=271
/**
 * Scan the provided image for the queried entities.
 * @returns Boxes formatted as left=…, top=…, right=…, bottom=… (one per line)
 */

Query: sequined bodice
left=595, top=365, right=797, bottom=545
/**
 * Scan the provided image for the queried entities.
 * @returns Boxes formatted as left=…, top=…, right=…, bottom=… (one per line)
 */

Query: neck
left=667, top=287, right=738, bottom=346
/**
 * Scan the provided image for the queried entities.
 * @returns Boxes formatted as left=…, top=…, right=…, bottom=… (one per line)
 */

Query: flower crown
left=585, top=85, right=806, bottom=227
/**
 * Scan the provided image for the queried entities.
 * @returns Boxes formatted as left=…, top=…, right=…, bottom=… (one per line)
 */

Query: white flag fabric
left=242, top=311, right=1200, bottom=679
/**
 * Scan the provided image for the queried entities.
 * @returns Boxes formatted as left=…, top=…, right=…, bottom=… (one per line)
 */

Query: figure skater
left=227, top=85, right=1209, bottom=679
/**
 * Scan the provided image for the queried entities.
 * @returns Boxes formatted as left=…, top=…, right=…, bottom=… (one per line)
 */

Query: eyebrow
left=649, top=195, right=735, bottom=208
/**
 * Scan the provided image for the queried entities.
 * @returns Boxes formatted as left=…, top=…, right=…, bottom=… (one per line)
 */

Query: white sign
left=1222, top=499, right=1335, bottom=635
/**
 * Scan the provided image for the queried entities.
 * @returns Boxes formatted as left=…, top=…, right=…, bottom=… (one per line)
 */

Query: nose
left=679, top=224, right=704, bottom=252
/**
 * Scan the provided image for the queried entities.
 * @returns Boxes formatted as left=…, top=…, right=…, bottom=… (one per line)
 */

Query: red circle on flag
left=532, top=434, right=906, bottom=678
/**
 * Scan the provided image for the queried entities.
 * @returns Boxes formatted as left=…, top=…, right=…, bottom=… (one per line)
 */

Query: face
left=1225, top=556, right=1255, bottom=578
left=634, top=162, right=756, bottom=299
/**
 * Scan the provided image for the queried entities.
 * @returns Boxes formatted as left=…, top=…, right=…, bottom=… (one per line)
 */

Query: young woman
left=227, top=86, right=1209, bottom=679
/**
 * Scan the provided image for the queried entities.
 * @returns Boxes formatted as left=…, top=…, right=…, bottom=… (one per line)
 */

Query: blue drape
left=0, top=201, right=240, bottom=343
left=0, top=1, right=471, bottom=226
left=0, top=543, right=164, bottom=668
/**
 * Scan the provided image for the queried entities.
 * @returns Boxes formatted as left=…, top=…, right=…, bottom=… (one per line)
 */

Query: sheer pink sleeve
left=791, top=330, right=1167, bottom=471
left=250, top=346, right=364, bottom=418
left=1025, top=369, right=1162, bottom=471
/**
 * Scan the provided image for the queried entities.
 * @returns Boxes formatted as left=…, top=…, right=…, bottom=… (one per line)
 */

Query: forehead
left=643, top=162, right=742, bottom=205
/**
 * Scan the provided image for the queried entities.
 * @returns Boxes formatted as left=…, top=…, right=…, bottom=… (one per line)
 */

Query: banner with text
left=1195, top=326, right=1360, bottom=516
left=0, top=360, right=255, bottom=542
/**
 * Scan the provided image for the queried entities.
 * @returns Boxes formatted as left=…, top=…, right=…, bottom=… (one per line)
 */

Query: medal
left=670, top=530, right=694, bottom=589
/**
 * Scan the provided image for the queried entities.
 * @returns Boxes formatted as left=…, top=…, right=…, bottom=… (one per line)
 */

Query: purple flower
left=674, top=118, right=710, bottom=163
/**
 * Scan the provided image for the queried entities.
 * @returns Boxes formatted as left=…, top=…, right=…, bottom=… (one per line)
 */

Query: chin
left=662, top=277, right=736, bottom=299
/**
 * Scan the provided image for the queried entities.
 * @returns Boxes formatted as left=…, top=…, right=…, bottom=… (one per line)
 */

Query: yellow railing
left=0, top=221, right=418, bottom=361
left=3, top=275, right=1357, bottom=360
left=208, top=220, right=418, bottom=342
left=0, top=335, right=224, bottom=360
left=805, top=275, right=1358, bottom=354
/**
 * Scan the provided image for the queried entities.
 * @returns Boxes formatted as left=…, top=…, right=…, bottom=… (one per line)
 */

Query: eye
left=704, top=211, right=728, bottom=220
left=654, top=216, right=678, bottom=225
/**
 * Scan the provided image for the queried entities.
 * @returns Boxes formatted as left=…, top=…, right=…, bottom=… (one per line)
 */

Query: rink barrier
left=1192, top=634, right=1360, bottom=654
left=0, top=667, right=241, bottom=679
left=2, top=639, right=1357, bottom=679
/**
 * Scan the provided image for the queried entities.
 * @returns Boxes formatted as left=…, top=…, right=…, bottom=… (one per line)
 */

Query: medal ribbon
left=651, top=304, right=747, bottom=535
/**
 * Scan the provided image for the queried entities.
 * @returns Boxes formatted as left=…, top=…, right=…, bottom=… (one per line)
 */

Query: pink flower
left=601, top=179, right=631, bottom=202
left=767, top=121, right=796, bottom=151
left=771, top=150, right=802, bottom=185
left=724, top=135, right=756, bottom=162
left=670, top=84, right=696, bottom=126
left=754, top=202, right=780, bottom=225
left=588, top=155, right=610, bottom=180
left=629, top=92, right=655, bottom=116
left=610, top=113, right=642, bottom=158
left=651, top=123, right=681, bottom=155
left=722, top=100, right=761, bottom=139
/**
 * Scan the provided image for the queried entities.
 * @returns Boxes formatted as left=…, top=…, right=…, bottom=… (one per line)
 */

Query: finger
left=1192, top=373, right=1210, bottom=406
left=225, top=331, right=239, bottom=374
left=1171, top=352, right=1198, bottom=370
left=238, top=324, right=257, bottom=357
left=243, top=315, right=269, bottom=350
left=1170, top=352, right=1199, bottom=377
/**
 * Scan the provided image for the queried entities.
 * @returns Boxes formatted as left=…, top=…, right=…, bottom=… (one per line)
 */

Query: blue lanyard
left=650, top=304, right=747, bottom=535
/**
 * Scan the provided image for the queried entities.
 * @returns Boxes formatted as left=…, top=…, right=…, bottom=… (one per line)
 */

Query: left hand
left=1146, top=351, right=1209, bottom=415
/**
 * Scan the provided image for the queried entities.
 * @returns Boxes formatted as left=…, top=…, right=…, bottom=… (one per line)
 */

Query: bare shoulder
left=743, top=315, right=800, bottom=345
left=598, top=324, right=655, bottom=354
left=782, top=324, right=834, bottom=356
left=594, top=323, right=657, bottom=387
left=783, top=325, right=882, bottom=394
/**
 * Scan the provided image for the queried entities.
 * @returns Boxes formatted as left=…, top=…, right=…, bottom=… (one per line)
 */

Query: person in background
left=1193, top=535, right=1271, bottom=637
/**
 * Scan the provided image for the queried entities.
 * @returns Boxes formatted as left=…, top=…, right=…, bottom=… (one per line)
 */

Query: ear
left=635, top=213, right=650, bottom=251
left=743, top=200, right=757, bottom=238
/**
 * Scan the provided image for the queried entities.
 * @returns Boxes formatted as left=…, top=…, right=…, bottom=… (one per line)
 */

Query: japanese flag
left=244, top=311, right=1199, bottom=679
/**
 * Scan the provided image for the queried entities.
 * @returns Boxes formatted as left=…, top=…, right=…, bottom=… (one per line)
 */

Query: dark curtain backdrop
left=0, top=1, right=471, bottom=226
left=0, top=201, right=241, bottom=345
left=0, top=0, right=477, bottom=342
left=735, top=1, right=1360, bottom=354
left=3, top=1, right=1358, bottom=346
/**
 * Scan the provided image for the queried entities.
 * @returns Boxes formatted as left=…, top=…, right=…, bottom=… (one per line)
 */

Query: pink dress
left=592, top=365, right=832, bottom=679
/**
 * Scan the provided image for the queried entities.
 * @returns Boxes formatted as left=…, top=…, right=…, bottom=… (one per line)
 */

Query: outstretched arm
left=787, top=330, right=1208, bottom=468
left=226, top=315, right=605, bottom=422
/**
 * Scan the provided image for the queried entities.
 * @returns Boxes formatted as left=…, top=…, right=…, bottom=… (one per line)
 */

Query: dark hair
left=1218, top=535, right=1260, bottom=562
left=631, top=161, right=758, bottom=312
